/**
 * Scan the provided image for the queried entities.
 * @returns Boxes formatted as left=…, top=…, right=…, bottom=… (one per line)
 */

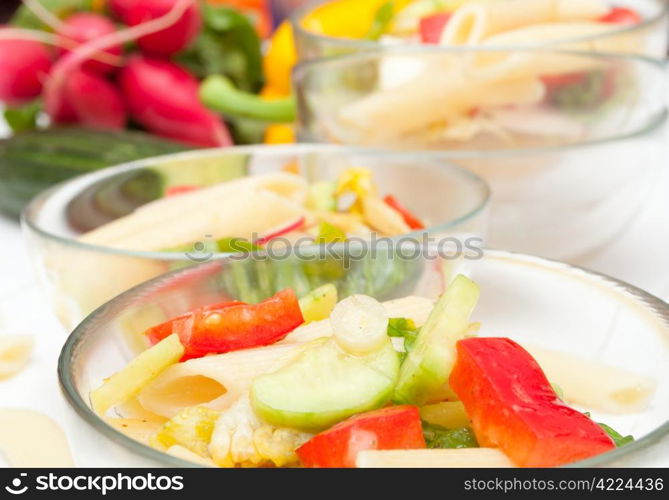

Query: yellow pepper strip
left=264, top=1, right=413, bottom=99
left=300, top=0, right=413, bottom=39
left=336, top=168, right=377, bottom=213
left=263, top=21, right=297, bottom=98
left=264, top=124, right=296, bottom=144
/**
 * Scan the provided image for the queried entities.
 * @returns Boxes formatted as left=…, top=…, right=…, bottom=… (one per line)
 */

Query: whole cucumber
left=0, top=127, right=191, bottom=218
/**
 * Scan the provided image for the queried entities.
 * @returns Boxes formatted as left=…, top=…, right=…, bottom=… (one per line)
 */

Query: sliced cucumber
left=393, top=275, right=480, bottom=406
left=251, top=339, right=399, bottom=431
left=299, top=284, right=338, bottom=323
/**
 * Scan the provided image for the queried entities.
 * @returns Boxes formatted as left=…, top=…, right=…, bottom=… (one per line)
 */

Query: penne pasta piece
left=79, top=173, right=308, bottom=250
left=91, top=334, right=185, bottom=416
left=138, top=342, right=312, bottom=418
left=0, top=409, right=74, bottom=467
left=338, top=68, right=544, bottom=143
left=362, top=196, right=411, bottom=236
left=441, top=0, right=608, bottom=44
left=0, top=335, right=33, bottom=379
left=356, top=448, right=515, bottom=468
left=525, top=345, right=656, bottom=414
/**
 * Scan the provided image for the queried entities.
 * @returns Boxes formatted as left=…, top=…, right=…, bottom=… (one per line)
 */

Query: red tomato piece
left=153, top=289, right=304, bottom=360
left=297, top=405, right=426, bottom=468
left=599, top=7, right=642, bottom=24
left=449, top=338, right=615, bottom=467
left=419, top=12, right=452, bottom=44
left=383, top=195, right=425, bottom=230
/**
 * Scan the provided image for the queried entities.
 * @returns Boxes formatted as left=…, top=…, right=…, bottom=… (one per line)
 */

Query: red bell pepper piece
left=449, top=337, right=615, bottom=467
left=296, top=405, right=426, bottom=468
left=383, top=195, right=426, bottom=230
left=419, top=13, right=452, bottom=44
left=145, top=300, right=245, bottom=345
left=599, top=7, right=642, bottom=25
left=145, top=289, right=303, bottom=360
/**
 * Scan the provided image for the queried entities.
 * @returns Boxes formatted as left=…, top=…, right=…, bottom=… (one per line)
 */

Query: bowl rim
left=291, top=0, right=669, bottom=51
left=21, top=144, right=491, bottom=260
left=58, top=248, right=669, bottom=468
left=293, top=46, right=668, bottom=154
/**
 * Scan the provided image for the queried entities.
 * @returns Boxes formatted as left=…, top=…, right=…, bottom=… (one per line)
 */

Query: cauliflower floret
left=150, top=406, right=219, bottom=458
left=209, top=395, right=312, bottom=467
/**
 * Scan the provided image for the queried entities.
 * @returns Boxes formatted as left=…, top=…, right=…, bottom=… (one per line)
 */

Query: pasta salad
left=91, top=276, right=653, bottom=467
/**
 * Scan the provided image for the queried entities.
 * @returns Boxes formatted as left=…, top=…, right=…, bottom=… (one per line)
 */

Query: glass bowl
left=58, top=247, right=669, bottom=467
left=294, top=48, right=667, bottom=260
left=292, top=0, right=669, bottom=60
left=22, top=145, right=489, bottom=330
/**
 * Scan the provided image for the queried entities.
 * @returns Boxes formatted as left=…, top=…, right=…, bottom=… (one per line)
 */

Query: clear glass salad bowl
left=294, top=48, right=667, bottom=260
left=58, top=247, right=669, bottom=467
left=292, top=0, right=669, bottom=60
left=22, top=145, right=489, bottom=331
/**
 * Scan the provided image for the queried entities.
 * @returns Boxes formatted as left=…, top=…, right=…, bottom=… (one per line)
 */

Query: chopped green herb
left=422, top=422, right=479, bottom=449
left=598, top=422, right=634, bottom=448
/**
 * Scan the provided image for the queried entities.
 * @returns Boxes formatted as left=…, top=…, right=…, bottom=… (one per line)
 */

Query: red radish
left=109, top=0, right=135, bottom=19
left=57, top=13, right=122, bottom=74
left=64, top=70, right=126, bottom=129
left=0, top=33, right=52, bottom=106
left=255, top=217, right=306, bottom=246
left=119, top=56, right=232, bottom=147
left=117, top=0, right=202, bottom=56
left=165, top=185, right=200, bottom=197
left=43, top=0, right=197, bottom=132
left=50, top=91, right=78, bottom=124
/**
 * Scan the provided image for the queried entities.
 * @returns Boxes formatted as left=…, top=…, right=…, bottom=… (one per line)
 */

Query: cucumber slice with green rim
left=251, top=339, right=399, bottom=432
left=393, top=274, right=480, bottom=406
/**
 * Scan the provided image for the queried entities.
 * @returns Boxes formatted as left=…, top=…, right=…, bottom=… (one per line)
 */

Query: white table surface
left=0, top=134, right=668, bottom=467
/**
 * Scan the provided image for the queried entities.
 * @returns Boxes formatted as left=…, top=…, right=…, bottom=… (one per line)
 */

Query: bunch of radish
left=0, top=0, right=232, bottom=147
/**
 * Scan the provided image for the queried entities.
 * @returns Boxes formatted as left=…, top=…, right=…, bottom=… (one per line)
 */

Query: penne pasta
left=0, top=335, right=33, bottom=379
left=337, top=67, right=545, bottom=143
left=79, top=173, right=308, bottom=250
left=138, top=342, right=312, bottom=418
left=0, top=409, right=74, bottom=467
left=441, top=0, right=608, bottom=44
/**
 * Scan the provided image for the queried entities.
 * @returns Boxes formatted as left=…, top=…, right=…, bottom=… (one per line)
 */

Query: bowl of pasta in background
left=58, top=247, right=669, bottom=467
left=294, top=47, right=668, bottom=261
left=22, top=145, right=489, bottom=331
left=292, top=0, right=669, bottom=60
